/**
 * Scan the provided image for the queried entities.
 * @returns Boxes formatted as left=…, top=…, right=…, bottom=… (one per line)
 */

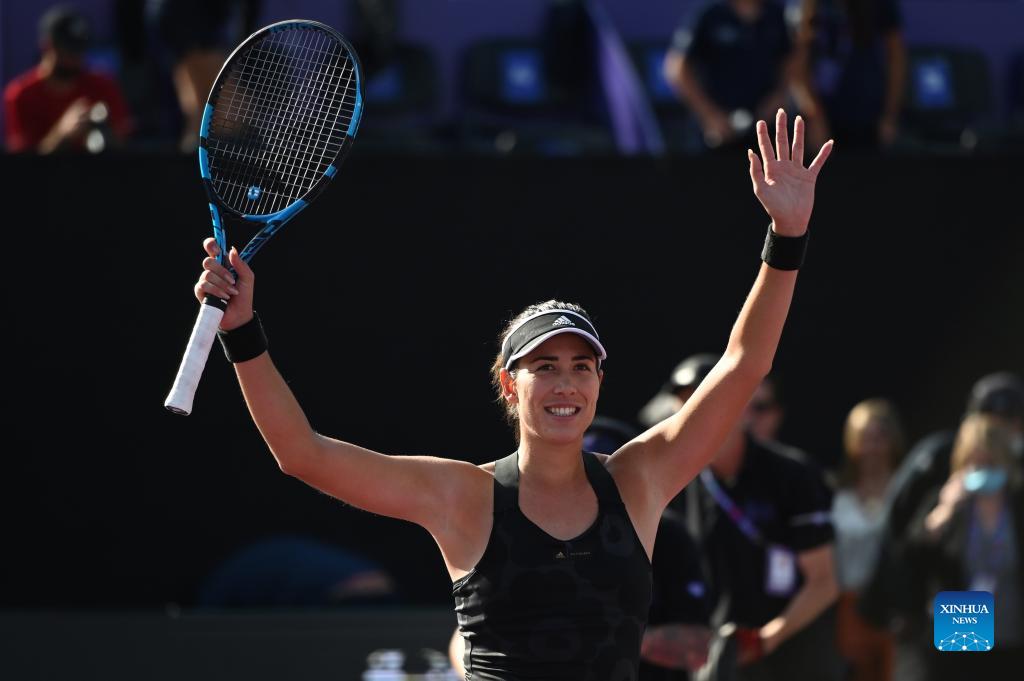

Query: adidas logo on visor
left=552, top=315, right=576, bottom=327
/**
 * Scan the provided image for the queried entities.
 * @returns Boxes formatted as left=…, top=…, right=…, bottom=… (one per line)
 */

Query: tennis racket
left=164, top=20, right=363, bottom=415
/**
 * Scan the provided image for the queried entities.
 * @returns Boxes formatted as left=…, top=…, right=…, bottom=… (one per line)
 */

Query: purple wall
left=900, top=1, right=1024, bottom=116
left=0, top=1, right=116, bottom=77
left=2, top=0, right=1023, bottom=144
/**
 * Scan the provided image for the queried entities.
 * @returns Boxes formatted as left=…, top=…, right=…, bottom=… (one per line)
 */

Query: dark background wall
left=1, top=150, right=1021, bottom=609
left=1, top=609, right=456, bottom=681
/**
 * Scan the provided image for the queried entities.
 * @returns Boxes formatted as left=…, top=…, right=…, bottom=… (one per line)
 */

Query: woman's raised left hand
left=748, top=109, right=833, bottom=236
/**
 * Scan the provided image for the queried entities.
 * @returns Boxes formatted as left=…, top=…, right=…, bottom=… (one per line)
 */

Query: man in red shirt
left=4, top=6, right=132, bottom=153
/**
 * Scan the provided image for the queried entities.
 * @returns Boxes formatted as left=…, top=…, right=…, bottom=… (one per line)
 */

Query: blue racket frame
left=197, top=19, right=364, bottom=270
left=164, top=20, right=363, bottom=415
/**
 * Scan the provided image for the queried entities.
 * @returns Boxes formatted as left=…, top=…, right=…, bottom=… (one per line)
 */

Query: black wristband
left=761, top=225, right=808, bottom=270
left=217, top=312, right=268, bottom=363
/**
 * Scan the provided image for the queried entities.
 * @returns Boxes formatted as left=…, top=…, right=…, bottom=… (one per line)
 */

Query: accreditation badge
left=969, top=573, right=997, bottom=595
left=764, top=544, right=797, bottom=596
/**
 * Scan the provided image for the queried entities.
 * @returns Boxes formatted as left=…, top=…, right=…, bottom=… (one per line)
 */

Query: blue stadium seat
left=356, top=43, right=446, bottom=152
left=900, top=45, right=995, bottom=151
left=457, top=38, right=615, bottom=155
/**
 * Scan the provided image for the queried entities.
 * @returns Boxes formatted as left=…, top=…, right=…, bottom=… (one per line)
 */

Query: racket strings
left=216, top=30, right=347, bottom=208
left=227, top=34, right=342, bottom=194
left=214, top=32, right=347, bottom=212
left=206, top=26, right=358, bottom=216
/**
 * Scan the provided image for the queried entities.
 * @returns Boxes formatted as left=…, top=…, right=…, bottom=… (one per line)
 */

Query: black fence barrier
left=0, top=609, right=457, bottom=680
left=1, top=151, right=1021, bottom=609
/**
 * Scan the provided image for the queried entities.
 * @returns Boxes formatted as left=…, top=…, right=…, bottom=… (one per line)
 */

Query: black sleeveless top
left=453, top=451, right=653, bottom=680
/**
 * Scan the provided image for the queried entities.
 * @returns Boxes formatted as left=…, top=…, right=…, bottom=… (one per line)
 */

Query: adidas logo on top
left=552, top=315, right=576, bottom=327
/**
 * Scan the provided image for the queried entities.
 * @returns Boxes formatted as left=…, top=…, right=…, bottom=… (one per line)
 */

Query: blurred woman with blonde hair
left=832, top=398, right=904, bottom=681
left=914, top=413, right=1024, bottom=678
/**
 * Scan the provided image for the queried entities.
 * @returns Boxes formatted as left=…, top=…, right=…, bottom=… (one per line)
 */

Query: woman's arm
left=449, top=628, right=466, bottom=680
left=920, top=472, right=966, bottom=541
left=234, top=352, right=478, bottom=528
left=612, top=111, right=833, bottom=510
left=196, top=241, right=482, bottom=535
left=758, top=544, right=840, bottom=654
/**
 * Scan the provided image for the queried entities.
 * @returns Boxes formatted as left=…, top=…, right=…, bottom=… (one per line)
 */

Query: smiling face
left=500, top=333, right=603, bottom=446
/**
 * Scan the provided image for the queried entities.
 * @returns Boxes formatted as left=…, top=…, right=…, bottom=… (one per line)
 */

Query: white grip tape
left=164, top=303, right=225, bottom=415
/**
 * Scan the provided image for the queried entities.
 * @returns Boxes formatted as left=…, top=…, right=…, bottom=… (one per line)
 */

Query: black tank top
left=453, top=451, right=653, bottom=680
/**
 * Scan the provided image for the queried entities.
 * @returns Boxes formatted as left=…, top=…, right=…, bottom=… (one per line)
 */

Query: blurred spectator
left=640, top=507, right=715, bottom=681
left=641, top=357, right=787, bottom=446
left=198, top=534, right=397, bottom=607
left=113, top=0, right=177, bottom=148
left=653, top=354, right=842, bottom=681
left=145, top=0, right=261, bottom=152
left=859, top=371, right=1024, bottom=681
left=832, top=398, right=904, bottom=681
left=737, top=374, right=834, bottom=488
left=909, top=413, right=1024, bottom=678
left=792, top=0, right=907, bottom=149
left=663, top=0, right=794, bottom=151
left=639, top=354, right=722, bottom=429
left=4, top=5, right=132, bottom=153
left=350, top=0, right=400, bottom=77
left=583, top=415, right=641, bottom=455
left=743, top=374, right=786, bottom=443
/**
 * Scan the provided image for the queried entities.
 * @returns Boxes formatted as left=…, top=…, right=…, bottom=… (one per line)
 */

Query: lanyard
left=700, top=470, right=765, bottom=546
left=967, top=503, right=1012, bottom=577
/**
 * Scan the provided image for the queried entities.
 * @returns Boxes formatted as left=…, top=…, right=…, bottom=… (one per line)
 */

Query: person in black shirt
left=639, top=359, right=788, bottom=446
left=664, top=0, right=794, bottom=150
left=743, top=374, right=786, bottom=444
left=191, top=111, right=832, bottom=680
left=642, top=508, right=715, bottom=680
left=792, top=0, right=906, bottom=149
left=652, top=355, right=841, bottom=681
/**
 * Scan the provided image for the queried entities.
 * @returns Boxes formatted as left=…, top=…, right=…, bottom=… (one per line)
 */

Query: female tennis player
left=195, top=110, right=832, bottom=680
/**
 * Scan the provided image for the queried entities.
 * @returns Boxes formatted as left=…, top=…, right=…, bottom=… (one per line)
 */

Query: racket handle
left=164, top=298, right=227, bottom=415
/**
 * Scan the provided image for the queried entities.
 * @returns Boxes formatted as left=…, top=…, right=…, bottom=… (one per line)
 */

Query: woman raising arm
left=193, top=109, right=832, bottom=680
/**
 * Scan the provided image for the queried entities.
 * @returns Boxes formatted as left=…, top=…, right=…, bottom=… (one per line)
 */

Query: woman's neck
left=856, top=465, right=891, bottom=501
left=518, top=438, right=586, bottom=489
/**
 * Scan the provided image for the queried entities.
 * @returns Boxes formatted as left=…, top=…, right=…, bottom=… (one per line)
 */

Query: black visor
left=501, top=310, right=607, bottom=370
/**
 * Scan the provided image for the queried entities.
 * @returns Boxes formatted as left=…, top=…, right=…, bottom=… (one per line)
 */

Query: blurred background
left=1, top=1, right=1022, bottom=679
left=4, top=0, right=1024, bottom=155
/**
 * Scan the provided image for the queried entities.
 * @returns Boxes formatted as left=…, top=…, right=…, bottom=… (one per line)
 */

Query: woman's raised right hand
left=194, top=238, right=256, bottom=331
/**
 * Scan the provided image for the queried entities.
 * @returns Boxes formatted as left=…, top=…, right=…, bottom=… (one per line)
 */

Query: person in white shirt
left=832, top=398, right=904, bottom=681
